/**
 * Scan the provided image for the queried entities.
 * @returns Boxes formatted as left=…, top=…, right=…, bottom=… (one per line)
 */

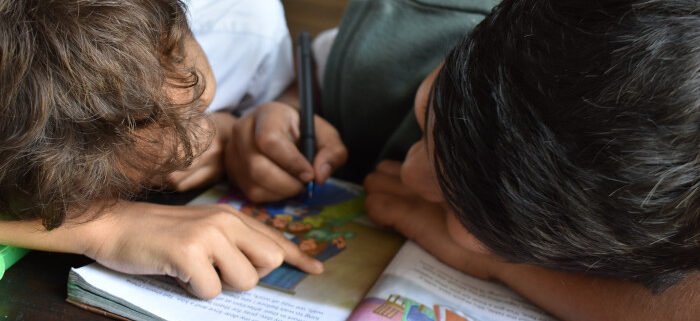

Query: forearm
left=0, top=216, right=98, bottom=255
left=497, top=264, right=700, bottom=321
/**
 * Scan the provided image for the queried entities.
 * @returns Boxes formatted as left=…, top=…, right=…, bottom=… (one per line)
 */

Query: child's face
left=132, top=35, right=215, bottom=183
left=167, top=35, right=216, bottom=111
left=402, top=64, right=489, bottom=255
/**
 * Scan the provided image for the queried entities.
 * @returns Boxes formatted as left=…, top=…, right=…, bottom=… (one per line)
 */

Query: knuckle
left=232, top=121, right=245, bottom=136
left=212, top=211, right=241, bottom=227
left=246, top=187, right=268, bottom=203
left=364, top=194, right=381, bottom=213
left=365, top=194, right=390, bottom=219
left=363, top=173, right=379, bottom=190
left=262, top=250, right=285, bottom=268
left=237, top=274, right=259, bottom=291
left=256, top=131, right=283, bottom=151
left=337, top=145, right=349, bottom=159
left=247, top=159, right=268, bottom=182
left=179, top=240, right=205, bottom=262
left=215, top=203, right=233, bottom=213
left=173, top=183, right=188, bottom=193
left=199, top=284, right=222, bottom=300
left=376, top=160, right=392, bottom=170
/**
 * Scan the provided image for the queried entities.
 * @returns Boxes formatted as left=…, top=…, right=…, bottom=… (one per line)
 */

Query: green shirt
left=322, top=0, right=499, bottom=182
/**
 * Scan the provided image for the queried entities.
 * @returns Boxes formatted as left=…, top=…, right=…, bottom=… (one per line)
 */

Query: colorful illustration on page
left=217, top=181, right=363, bottom=293
left=348, top=294, right=481, bottom=321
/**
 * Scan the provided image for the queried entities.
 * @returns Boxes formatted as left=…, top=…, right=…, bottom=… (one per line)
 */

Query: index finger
left=256, top=125, right=315, bottom=183
left=237, top=214, right=324, bottom=275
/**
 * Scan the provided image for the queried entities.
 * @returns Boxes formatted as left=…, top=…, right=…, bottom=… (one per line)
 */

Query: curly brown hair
left=0, top=0, right=210, bottom=229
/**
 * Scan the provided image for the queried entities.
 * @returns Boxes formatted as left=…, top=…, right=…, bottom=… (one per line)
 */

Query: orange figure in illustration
left=270, top=215, right=291, bottom=230
left=299, top=238, right=318, bottom=253
left=332, top=236, right=346, bottom=249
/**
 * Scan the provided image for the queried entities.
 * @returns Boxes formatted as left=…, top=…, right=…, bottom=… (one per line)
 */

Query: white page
left=349, top=241, right=557, bottom=321
left=73, top=264, right=349, bottom=321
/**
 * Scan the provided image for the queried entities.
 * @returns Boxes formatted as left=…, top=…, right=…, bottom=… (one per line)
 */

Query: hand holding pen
left=223, top=33, right=348, bottom=203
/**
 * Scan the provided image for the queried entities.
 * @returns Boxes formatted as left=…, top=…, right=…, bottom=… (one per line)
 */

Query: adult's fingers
left=312, top=116, right=347, bottom=183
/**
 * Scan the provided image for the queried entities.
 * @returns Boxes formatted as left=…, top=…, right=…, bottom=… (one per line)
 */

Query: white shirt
left=186, top=0, right=294, bottom=114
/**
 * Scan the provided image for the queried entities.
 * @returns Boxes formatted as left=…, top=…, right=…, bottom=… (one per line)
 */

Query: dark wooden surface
left=0, top=251, right=104, bottom=321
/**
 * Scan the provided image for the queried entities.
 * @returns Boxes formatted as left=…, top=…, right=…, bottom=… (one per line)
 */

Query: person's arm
left=364, top=160, right=700, bottom=321
left=167, top=112, right=237, bottom=192
left=498, top=264, right=700, bottom=321
left=0, top=215, right=93, bottom=255
left=0, top=200, right=323, bottom=299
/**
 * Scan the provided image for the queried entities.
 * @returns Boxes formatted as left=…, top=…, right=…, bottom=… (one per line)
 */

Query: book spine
left=0, top=245, right=30, bottom=279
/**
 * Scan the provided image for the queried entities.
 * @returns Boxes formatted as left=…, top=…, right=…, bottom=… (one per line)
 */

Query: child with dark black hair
left=363, top=0, right=700, bottom=319
left=235, top=0, right=699, bottom=319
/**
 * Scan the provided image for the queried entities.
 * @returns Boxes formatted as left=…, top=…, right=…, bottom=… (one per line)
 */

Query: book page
left=347, top=241, right=557, bottom=321
left=72, top=264, right=346, bottom=321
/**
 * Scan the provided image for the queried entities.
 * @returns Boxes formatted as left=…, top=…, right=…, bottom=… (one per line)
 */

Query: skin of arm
left=0, top=200, right=323, bottom=299
left=499, top=263, right=700, bottom=321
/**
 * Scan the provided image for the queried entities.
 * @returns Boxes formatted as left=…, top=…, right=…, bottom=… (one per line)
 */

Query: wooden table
left=0, top=188, right=207, bottom=320
left=0, top=251, right=106, bottom=320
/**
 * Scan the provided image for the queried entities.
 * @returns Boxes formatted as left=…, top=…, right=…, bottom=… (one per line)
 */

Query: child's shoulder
left=186, top=0, right=287, bottom=39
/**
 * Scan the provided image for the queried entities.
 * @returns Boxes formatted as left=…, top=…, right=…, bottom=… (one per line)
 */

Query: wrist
left=212, top=112, right=237, bottom=143
left=0, top=206, right=110, bottom=256
left=71, top=201, right=133, bottom=258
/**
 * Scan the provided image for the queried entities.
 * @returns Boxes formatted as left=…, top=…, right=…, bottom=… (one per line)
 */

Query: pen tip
left=307, top=182, right=314, bottom=199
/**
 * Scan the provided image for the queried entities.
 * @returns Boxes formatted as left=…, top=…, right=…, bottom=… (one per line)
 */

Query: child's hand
left=364, top=160, right=506, bottom=281
left=226, top=101, right=347, bottom=202
left=83, top=201, right=323, bottom=299
left=167, top=112, right=237, bottom=191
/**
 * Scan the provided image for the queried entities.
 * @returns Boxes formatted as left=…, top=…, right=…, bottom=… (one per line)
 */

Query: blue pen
left=297, top=32, right=315, bottom=198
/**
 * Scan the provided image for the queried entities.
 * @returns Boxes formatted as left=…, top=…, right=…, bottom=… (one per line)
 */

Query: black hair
left=432, top=0, right=699, bottom=292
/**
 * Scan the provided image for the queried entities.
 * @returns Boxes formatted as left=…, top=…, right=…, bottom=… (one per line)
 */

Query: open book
left=67, top=180, right=556, bottom=321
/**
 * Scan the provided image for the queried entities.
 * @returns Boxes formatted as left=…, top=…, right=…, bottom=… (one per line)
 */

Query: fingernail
left=313, top=260, right=324, bottom=273
left=320, top=163, right=332, bottom=179
left=300, top=172, right=313, bottom=182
